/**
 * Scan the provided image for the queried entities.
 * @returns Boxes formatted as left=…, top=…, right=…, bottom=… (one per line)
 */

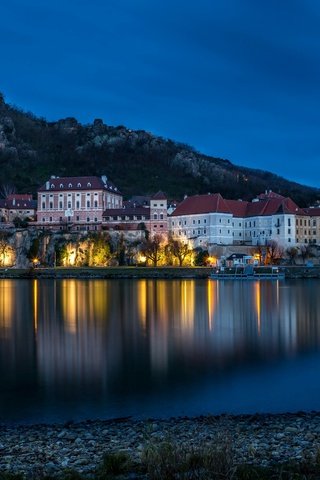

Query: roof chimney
left=101, top=175, right=108, bottom=184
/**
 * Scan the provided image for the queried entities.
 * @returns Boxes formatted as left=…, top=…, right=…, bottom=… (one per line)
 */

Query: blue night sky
left=2, top=0, right=320, bottom=187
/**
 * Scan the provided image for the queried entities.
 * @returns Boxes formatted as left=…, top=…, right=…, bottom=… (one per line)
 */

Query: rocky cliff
left=0, top=92, right=319, bottom=205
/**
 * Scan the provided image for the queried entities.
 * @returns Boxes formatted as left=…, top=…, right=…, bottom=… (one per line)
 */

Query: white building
left=169, top=191, right=307, bottom=248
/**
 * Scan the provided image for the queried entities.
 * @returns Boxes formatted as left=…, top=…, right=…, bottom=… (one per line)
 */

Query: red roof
left=7, top=194, right=33, bottom=201
left=103, top=207, right=150, bottom=218
left=304, top=207, right=320, bottom=216
left=225, top=199, right=249, bottom=217
left=38, top=176, right=121, bottom=194
left=257, top=191, right=285, bottom=200
left=152, top=191, right=167, bottom=200
left=246, top=197, right=303, bottom=217
left=171, top=194, right=231, bottom=216
left=171, top=193, right=303, bottom=218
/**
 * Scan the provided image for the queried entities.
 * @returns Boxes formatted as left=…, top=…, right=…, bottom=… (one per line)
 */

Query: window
left=59, top=201, right=63, bottom=209
left=160, top=224, right=163, bottom=228
left=77, top=183, right=81, bottom=187
left=59, top=216, right=63, bottom=221
left=288, top=228, right=291, bottom=234
left=204, top=229, right=206, bottom=234
left=68, top=201, right=71, bottom=209
left=60, top=183, right=63, bottom=188
left=198, top=230, right=201, bottom=234
left=277, top=228, right=280, bottom=234
left=49, top=202, right=53, bottom=209
left=160, top=203, right=164, bottom=207
left=198, top=219, right=200, bottom=224
left=87, top=217, right=90, bottom=222
left=288, top=218, right=291, bottom=226
left=172, top=221, right=174, bottom=226
left=87, top=182, right=91, bottom=187
left=42, top=218, right=45, bottom=222
left=288, top=238, right=291, bottom=242
left=87, top=201, right=90, bottom=208
left=76, top=216, right=79, bottom=221
left=94, top=217, right=98, bottom=222
left=49, top=217, right=52, bottom=222
left=154, top=213, right=158, bottom=220
left=76, top=201, right=80, bottom=209
left=94, top=200, right=98, bottom=208
left=68, top=183, right=72, bottom=188
left=42, top=202, right=45, bottom=209
left=160, top=214, right=164, bottom=220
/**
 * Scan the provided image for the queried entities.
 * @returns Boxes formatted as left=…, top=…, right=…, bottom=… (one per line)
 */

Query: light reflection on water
left=0, top=278, right=320, bottom=423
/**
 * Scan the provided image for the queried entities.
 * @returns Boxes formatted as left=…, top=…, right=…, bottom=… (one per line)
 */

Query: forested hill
left=0, top=93, right=318, bottom=206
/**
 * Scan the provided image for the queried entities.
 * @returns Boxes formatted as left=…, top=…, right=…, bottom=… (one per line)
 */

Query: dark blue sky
left=2, top=0, right=320, bottom=187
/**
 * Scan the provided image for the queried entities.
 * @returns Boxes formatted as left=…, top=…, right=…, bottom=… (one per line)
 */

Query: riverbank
left=1, top=412, right=320, bottom=478
left=0, top=265, right=320, bottom=279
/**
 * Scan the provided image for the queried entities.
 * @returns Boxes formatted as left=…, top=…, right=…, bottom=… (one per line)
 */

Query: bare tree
left=167, top=236, right=192, bottom=266
left=299, top=244, right=315, bottom=265
left=0, top=232, right=13, bottom=266
left=140, top=234, right=164, bottom=266
left=251, top=244, right=266, bottom=265
left=265, top=240, right=284, bottom=265
left=0, top=184, right=16, bottom=199
left=286, top=246, right=299, bottom=265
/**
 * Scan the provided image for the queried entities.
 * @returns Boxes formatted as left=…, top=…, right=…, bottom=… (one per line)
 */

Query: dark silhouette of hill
left=0, top=92, right=318, bottom=206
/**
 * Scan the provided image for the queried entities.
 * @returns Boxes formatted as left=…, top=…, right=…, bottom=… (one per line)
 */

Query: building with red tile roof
left=169, top=191, right=316, bottom=247
left=102, top=191, right=168, bottom=237
left=36, top=175, right=122, bottom=231
left=0, top=194, right=37, bottom=223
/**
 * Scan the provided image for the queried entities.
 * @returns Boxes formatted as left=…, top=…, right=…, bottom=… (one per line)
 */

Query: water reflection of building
left=0, top=280, right=36, bottom=390
left=3, top=279, right=320, bottom=407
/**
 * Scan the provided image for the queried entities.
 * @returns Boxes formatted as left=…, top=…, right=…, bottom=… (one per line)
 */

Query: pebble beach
left=1, top=412, right=320, bottom=477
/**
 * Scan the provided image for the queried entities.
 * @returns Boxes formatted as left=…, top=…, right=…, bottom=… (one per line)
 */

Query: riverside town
left=0, top=174, right=320, bottom=268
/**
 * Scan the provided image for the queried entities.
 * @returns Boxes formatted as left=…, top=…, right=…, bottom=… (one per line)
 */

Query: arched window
left=60, top=183, right=63, bottom=188
left=87, top=182, right=91, bottom=187
left=68, top=183, right=72, bottom=188
left=77, top=183, right=81, bottom=187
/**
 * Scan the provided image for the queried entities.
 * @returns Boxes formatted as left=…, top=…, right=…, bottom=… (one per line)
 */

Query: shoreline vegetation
left=0, top=265, right=319, bottom=279
left=1, top=412, right=320, bottom=479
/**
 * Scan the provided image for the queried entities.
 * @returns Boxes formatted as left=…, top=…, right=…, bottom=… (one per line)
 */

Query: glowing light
left=33, top=279, right=38, bottom=333
left=254, top=282, right=261, bottom=335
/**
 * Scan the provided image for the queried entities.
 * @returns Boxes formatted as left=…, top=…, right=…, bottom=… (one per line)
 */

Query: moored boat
left=209, top=265, right=285, bottom=280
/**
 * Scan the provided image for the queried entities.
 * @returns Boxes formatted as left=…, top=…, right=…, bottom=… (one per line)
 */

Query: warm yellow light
left=138, top=255, right=146, bottom=263
left=207, top=256, right=217, bottom=266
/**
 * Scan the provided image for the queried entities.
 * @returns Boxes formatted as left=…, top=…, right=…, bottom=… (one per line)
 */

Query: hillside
left=0, top=93, right=319, bottom=206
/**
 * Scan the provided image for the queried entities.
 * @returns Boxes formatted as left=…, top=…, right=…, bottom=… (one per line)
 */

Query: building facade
left=0, top=194, right=37, bottom=224
left=36, top=175, right=122, bottom=231
left=169, top=191, right=312, bottom=248
left=102, top=191, right=168, bottom=237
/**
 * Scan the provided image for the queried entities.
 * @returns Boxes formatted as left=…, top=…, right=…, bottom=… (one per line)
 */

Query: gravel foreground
left=0, top=412, right=320, bottom=478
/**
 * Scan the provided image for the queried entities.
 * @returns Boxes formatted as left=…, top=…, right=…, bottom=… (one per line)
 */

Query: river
left=1, top=278, right=320, bottom=423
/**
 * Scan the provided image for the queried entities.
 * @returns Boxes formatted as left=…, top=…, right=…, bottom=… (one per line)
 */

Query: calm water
left=1, top=278, right=320, bottom=423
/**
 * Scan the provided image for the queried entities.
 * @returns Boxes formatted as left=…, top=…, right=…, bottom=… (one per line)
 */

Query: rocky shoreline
left=1, top=412, right=320, bottom=477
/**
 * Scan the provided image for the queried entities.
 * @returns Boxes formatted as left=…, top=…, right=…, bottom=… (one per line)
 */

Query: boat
left=209, top=264, right=285, bottom=280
